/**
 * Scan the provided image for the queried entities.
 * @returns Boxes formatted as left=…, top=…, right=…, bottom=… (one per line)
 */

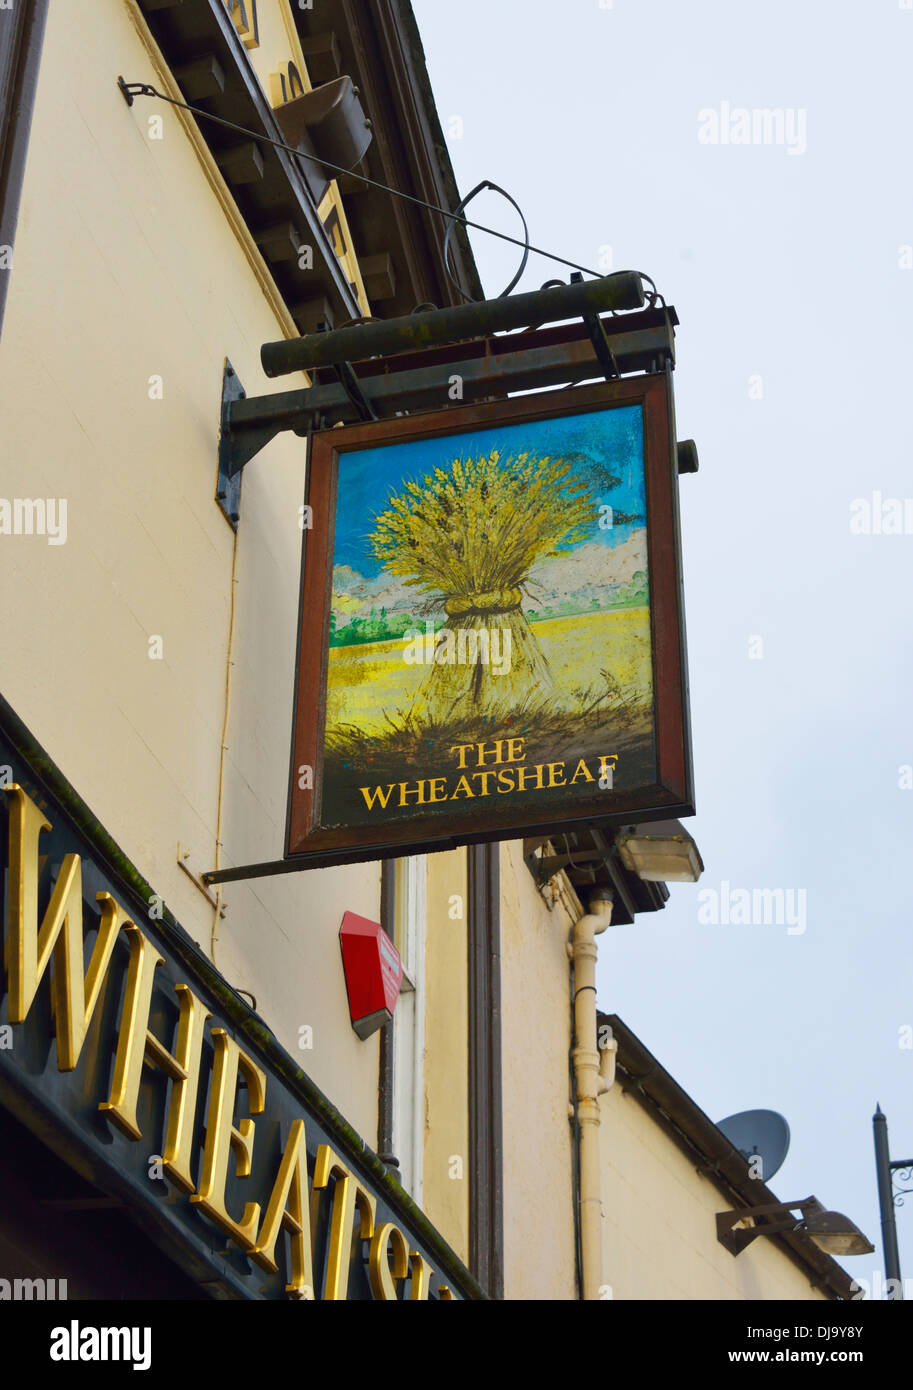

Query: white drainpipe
left=568, top=890, right=616, bottom=1300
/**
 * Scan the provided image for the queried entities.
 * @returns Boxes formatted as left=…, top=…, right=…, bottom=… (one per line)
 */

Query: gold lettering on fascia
left=99, top=925, right=209, bottom=1194
left=0, top=786, right=446, bottom=1301
left=226, top=0, right=260, bottom=50
left=5, top=786, right=126, bottom=1071
left=251, top=1119, right=315, bottom=1299
left=312, top=1145, right=377, bottom=1301
left=323, top=206, right=347, bottom=262
left=272, top=60, right=305, bottom=107
left=190, top=1029, right=266, bottom=1248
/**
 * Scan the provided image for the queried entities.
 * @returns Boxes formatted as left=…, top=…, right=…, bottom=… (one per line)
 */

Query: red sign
left=338, top=911, right=403, bottom=1039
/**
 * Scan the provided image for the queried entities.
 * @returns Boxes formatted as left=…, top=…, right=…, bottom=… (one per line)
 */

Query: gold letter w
left=4, top=785, right=128, bottom=1070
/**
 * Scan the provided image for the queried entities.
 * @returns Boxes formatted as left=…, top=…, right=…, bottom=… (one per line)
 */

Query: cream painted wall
left=598, top=1082, right=828, bottom=1300
left=500, top=841, right=578, bottom=1299
left=0, top=0, right=381, bottom=1143
left=421, top=847, right=469, bottom=1262
left=499, top=838, right=828, bottom=1301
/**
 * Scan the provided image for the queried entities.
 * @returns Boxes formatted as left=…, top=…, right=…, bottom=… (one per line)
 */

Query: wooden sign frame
left=286, top=373, right=693, bottom=868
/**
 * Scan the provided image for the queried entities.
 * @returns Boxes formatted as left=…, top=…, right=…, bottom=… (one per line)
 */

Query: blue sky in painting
left=332, top=404, right=645, bottom=580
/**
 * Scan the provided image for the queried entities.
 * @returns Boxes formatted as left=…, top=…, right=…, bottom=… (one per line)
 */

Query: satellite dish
left=716, top=1110, right=790, bottom=1182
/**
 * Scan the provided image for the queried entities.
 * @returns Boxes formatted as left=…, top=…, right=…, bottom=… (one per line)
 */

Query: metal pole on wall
left=260, top=271, right=646, bottom=378
left=873, top=1104, right=903, bottom=1295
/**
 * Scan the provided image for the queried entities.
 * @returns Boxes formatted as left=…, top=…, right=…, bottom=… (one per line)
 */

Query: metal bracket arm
left=716, top=1198, right=816, bottom=1255
left=218, top=308, right=679, bottom=478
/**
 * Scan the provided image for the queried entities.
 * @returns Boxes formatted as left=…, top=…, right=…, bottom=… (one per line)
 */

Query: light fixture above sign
left=716, top=1197, right=873, bottom=1258
left=615, top=819, right=704, bottom=884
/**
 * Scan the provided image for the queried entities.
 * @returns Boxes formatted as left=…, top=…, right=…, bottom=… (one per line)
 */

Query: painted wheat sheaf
left=369, top=449, right=596, bottom=722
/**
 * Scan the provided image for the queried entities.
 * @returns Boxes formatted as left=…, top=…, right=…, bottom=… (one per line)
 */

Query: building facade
left=0, top=0, right=857, bottom=1303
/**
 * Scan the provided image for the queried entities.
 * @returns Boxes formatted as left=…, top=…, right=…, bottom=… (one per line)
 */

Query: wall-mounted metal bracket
left=177, top=841, right=224, bottom=912
left=571, top=271, right=619, bottom=379
left=216, top=359, right=246, bottom=529
left=522, top=826, right=668, bottom=926
left=217, top=304, right=680, bottom=481
left=117, top=76, right=156, bottom=108
left=716, top=1198, right=818, bottom=1256
left=331, top=357, right=377, bottom=421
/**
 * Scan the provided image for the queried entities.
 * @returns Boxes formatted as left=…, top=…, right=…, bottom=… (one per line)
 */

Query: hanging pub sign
left=287, top=374, right=693, bottom=868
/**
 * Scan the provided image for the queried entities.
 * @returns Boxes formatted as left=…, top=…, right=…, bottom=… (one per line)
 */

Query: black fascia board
left=137, top=0, right=362, bottom=330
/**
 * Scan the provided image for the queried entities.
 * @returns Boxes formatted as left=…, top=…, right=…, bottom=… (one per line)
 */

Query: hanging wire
left=118, top=80, right=660, bottom=303
left=636, top=271, right=664, bottom=308
left=442, top=179, right=530, bottom=302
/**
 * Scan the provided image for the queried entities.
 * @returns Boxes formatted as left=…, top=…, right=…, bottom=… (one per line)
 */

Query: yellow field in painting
left=326, top=607, right=652, bottom=734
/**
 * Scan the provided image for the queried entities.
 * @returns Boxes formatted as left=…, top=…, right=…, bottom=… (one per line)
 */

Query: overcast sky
left=412, top=0, right=913, bottom=1296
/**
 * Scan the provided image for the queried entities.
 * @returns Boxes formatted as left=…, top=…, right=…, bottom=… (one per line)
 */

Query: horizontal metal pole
left=226, top=319, right=674, bottom=473
left=204, top=858, right=328, bottom=884
left=260, top=271, right=646, bottom=378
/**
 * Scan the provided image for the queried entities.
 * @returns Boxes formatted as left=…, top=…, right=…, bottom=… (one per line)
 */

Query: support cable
left=117, top=79, right=661, bottom=303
